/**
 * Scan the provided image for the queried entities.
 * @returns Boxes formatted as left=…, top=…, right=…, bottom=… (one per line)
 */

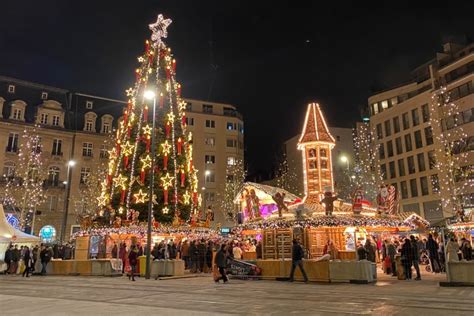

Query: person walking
left=426, top=234, right=440, bottom=273
left=357, top=243, right=367, bottom=260
left=181, top=240, right=189, bottom=269
left=365, top=240, right=376, bottom=263
left=22, top=246, right=31, bottom=277
left=197, top=239, right=207, bottom=272
left=401, top=238, right=413, bottom=280
left=214, top=244, right=229, bottom=283
left=289, top=239, right=308, bottom=283
left=410, top=235, right=421, bottom=280
left=32, top=245, right=39, bottom=273
left=387, top=240, right=397, bottom=277
left=111, top=243, right=118, bottom=259
left=11, top=245, right=20, bottom=274
left=189, top=240, right=198, bottom=272
left=4, top=245, right=12, bottom=274
left=128, top=245, right=138, bottom=281
left=40, top=246, right=52, bottom=275
left=119, top=243, right=127, bottom=274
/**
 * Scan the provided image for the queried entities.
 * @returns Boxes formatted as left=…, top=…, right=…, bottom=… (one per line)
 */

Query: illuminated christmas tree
left=98, top=14, right=199, bottom=224
left=430, top=87, right=471, bottom=219
left=1, top=126, right=47, bottom=232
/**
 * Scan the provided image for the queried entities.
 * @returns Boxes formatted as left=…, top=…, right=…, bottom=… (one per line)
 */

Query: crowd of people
left=2, top=243, right=61, bottom=276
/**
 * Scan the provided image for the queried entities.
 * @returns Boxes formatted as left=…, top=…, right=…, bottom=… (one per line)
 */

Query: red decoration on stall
left=146, top=135, right=151, bottom=152
left=123, top=110, right=128, bottom=125
left=180, top=168, right=185, bottom=187
left=193, top=191, right=198, bottom=204
left=172, top=59, right=176, bottom=72
left=177, top=83, right=181, bottom=96
left=127, top=125, right=132, bottom=138
left=163, top=154, right=168, bottom=170
left=165, top=122, right=171, bottom=138
left=107, top=174, right=112, bottom=185
left=164, top=189, right=169, bottom=205
left=116, top=141, right=121, bottom=155
left=120, top=188, right=126, bottom=204
left=181, top=114, right=186, bottom=126
left=140, top=169, right=145, bottom=183
left=124, top=156, right=129, bottom=169
left=143, top=105, right=148, bottom=122
left=177, top=138, right=182, bottom=155
left=159, top=93, right=164, bottom=108
left=135, top=68, right=140, bottom=81
left=145, top=40, right=150, bottom=52
left=166, top=66, right=171, bottom=80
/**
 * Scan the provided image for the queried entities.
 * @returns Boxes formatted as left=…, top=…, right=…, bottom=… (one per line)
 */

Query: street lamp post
left=340, top=155, right=350, bottom=170
left=60, top=160, right=75, bottom=244
left=144, top=90, right=157, bottom=280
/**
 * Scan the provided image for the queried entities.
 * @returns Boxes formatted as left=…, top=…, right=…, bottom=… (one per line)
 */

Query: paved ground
left=0, top=271, right=473, bottom=315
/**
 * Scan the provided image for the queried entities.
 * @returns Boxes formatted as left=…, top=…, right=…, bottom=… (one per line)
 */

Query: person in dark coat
left=111, top=243, right=118, bottom=259
left=197, top=239, right=207, bottom=272
left=410, top=235, right=421, bottom=280
left=181, top=240, right=190, bottom=268
left=401, top=238, right=413, bottom=280
left=357, top=243, right=367, bottom=260
left=52, top=244, right=59, bottom=259
left=460, top=238, right=472, bottom=261
left=40, top=246, right=52, bottom=275
left=426, top=234, right=440, bottom=273
left=128, top=245, right=138, bottom=281
left=32, top=245, right=39, bottom=273
left=289, top=239, right=308, bottom=283
left=11, top=245, right=20, bottom=274
left=387, top=241, right=397, bottom=277
left=364, top=240, right=376, bottom=262
left=215, top=244, right=228, bottom=283
left=189, top=241, right=198, bottom=272
left=256, top=241, right=262, bottom=259
left=4, top=245, right=13, bottom=274
left=206, top=241, right=213, bottom=272
left=22, top=246, right=31, bottom=277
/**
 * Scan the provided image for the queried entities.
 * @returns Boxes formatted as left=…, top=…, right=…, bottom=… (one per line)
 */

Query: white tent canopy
left=0, top=204, right=40, bottom=243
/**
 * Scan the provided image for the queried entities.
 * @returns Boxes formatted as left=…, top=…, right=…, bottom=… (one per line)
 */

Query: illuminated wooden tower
left=297, top=103, right=336, bottom=204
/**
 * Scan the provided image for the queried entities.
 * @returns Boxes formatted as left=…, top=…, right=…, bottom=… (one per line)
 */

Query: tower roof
left=298, top=103, right=335, bottom=145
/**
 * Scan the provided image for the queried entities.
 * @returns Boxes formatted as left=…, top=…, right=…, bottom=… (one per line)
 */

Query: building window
left=384, top=120, right=391, bottom=137
left=2, top=161, right=15, bottom=177
left=414, top=130, right=423, bottom=148
left=185, top=117, right=194, bottom=126
left=431, top=174, right=440, bottom=193
left=227, top=122, right=237, bottom=130
left=205, top=172, right=215, bottom=183
left=205, top=120, right=215, bottom=128
left=372, top=103, right=379, bottom=115
left=86, top=101, right=93, bottom=109
left=205, top=155, right=215, bottom=164
left=186, top=102, right=193, bottom=111
left=389, top=161, right=396, bottom=179
left=424, top=127, right=433, bottom=146
left=6, top=133, right=19, bottom=153
left=410, top=178, right=418, bottom=197
left=80, top=167, right=91, bottom=184
left=376, top=124, right=383, bottom=140
left=202, top=104, right=213, bottom=114
left=400, top=181, right=408, bottom=199
left=238, top=123, right=244, bottom=134
left=227, top=156, right=236, bottom=166
left=41, top=92, right=48, bottom=100
left=320, top=148, right=327, bottom=157
left=398, top=159, right=405, bottom=177
left=336, top=135, right=341, bottom=141
left=52, top=139, right=62, bottom=156
left=52, top=115, right=60, bottom=126
left=381, top=100, right=389, bottom=111
left=421, top=104, right=430, bottom=123
left=226, top=139, right=237, bottom=148
left=48, top=166, right=60, bottom=186
left=100, top=144, right=108, bottom=159
left=393, top=117, right=400, bottom=133
left=82, top=143, right=93, bottom=157
left=402, top=112, right=410, bottom=130
left=387, top=140, right=394, bottom=157
left=395, top=137, right=403, bottom=155
left=420, top=176, right=429, bottom=196
left=379, top=144, right=385, bottom=160
left=40, top=113, right=48, bottom=125
left=321, top=160, right=328, bottom=169
left=412, top=108, right=420, bottom=126
left=12, top=108, right=22, bottom=120
left=8, top=85, right=15, bottom=93
left=428, top=151, right=436, bottom=169
left=205, top=192, right=215, bottom=202
left=380, top=164, right=387, bottom=180
left=407, top=156, right=416, bottom=174
left=404, top=134, right=412, bottom=152
left=85, top=120, right=93, bottom=132
left=205, top=137, right=215, bottom=146
left=102, top=122, right=110, bottom=133
left=417, top=153, right=426, bottom=172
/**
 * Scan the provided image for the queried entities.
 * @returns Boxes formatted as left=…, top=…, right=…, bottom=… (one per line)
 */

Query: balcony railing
left=43, top=179, right=65, bottom=189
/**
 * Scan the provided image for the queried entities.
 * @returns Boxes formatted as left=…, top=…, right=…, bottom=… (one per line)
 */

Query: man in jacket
left=4, top=245, right=12, bottom=274
left=387, top=241, right=397, bottom=277
left=410, top=235, right=421, bottom=280
left=215, top=244, right=228, bottom=283
left=426, top=234, right=440, bottom=273
left=40, top=246, right=52, bottom=275
left=289, top=239, right=308, bottom=283
left=181, top=240, right=190, bottom=269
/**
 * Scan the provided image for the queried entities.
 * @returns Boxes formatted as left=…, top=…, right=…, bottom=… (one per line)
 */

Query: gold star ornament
left=141, top=155, right=152, bottom=169
left=161, top=173, right=174, bottom=190
left=133, top=189, right=148, bottom=203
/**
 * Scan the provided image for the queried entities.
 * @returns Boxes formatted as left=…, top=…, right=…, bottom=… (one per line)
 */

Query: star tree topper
left=149, top=14, right=172, bottom=46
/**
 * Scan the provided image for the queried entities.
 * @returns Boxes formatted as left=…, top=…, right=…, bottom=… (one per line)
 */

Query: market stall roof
left=0, top=204, right=40, bottom=243
left=233, top=182, right=302, bottom=204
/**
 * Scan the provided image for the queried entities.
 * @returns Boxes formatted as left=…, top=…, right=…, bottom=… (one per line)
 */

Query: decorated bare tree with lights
left=430, top=87, right=472, bottom=220
left=220, top=158, right=246, bottom=221
left=98, top=15, right=199, bottom=224
left=0, top=127, right=47, bottom=232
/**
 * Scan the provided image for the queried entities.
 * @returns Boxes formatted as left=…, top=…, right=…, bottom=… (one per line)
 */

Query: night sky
left=1, top=1, right=473, bottom=175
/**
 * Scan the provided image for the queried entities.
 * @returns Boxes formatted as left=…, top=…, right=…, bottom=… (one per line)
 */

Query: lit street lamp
left=60, top=160, right=75, bottom=244
left=144, top=90, right=157, bottom=280
left=340, top=155, right=350, bottom=170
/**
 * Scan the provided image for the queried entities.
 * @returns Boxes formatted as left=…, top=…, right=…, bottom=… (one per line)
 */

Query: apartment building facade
left=0, top=76, right=243, bottom=240
left=367, top=42, right=473, bottom=222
